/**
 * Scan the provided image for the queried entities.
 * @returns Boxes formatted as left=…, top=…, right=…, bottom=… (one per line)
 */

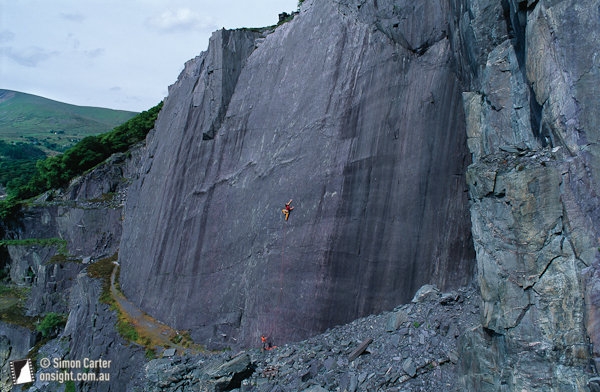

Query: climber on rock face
left=282, top=199, right=294, bottom=221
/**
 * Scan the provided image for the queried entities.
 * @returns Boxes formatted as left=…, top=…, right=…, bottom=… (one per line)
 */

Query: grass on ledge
left=0, top=284, right=37, bottom=330
left=87, top=253, right=203, bottom=356
left=87, top=253, right=118, bottom=306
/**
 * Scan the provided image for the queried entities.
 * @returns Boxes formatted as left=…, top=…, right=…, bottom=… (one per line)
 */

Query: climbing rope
left=264, top=209, right=289, bottom=348
left=279, top=216, right=286, bottom=306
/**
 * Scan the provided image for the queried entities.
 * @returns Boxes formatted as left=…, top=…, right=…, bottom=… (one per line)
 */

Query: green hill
left=0, top=101, right=162, bottom=217
left=0, top=89, right=138, bottom=153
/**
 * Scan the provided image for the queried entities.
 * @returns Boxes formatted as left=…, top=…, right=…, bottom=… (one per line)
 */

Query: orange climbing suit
left=282, top=199, right=294, bottom=221
left=261, top=335, right=276, bottom=350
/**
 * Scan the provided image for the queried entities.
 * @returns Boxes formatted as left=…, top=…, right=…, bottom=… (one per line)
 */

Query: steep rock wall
left=0, top=151, right=141, bottom=389
left=0, top=323, right=35, bottom=391
left=458, top=0, right=600, bottom=389
left=60, top=272, right=145, bottom=392
left=0, top=0, right=596, bottom=390
left=120, top=0, right=475, bottom=348
left=1, top=153, right=131, bottom=314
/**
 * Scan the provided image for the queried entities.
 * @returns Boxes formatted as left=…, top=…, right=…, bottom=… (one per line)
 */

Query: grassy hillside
left=0, top=101, right=163, bottom=218
left=0, top=89, right=137, bottom=153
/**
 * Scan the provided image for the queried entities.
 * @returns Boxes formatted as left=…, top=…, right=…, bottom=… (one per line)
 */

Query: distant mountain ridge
left=0, top=89, right=137, bottom=153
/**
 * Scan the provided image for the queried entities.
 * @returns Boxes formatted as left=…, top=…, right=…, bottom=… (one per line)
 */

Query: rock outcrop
left=141, top=284, right=480, bottom=392
left=0, top=323, right=35, bottom=391
left=0, top=150, right=144, bottom=391
left=458, top=0, right=600, bottom=389
left=60, top=272, right=146, bottom=392
left=1, top=0, right=599, bottom=390
left=1, top=152, right=133, bottom=316
left=119, top=0, right=475, bottom=349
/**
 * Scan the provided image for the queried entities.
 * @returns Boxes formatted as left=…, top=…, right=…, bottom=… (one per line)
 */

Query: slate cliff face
left=0, top=0, right=598, bottom=390
left=0, top=152, right=144, bottom=390
left=455, top=0, right=600, bottom=389
left=120, top=0, right=600, bottom=387
left=119, top=0, right=475, bottom=348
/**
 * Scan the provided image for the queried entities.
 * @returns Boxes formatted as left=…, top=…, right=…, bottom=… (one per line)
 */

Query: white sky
left=0, top=0, right=299, bottom=112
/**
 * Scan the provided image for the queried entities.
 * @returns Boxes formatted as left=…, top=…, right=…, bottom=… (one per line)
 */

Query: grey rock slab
left=301, top=386, right=329, bottom=392
left=205, top=353, right=252, bottom=378
left=402, top=358, right=417, bottom=377
left=386, top=309, right=409, bottom=331
left=411, top=285, right=440, bottom=303
left=7, top=0, right=600, bottom=390
left=461, top=0, right=600, bottom=389
left=119, top=0, right=474, bottom=348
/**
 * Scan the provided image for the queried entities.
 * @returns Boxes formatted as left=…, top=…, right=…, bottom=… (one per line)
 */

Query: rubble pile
left=143, top=284, right=480, bottom=392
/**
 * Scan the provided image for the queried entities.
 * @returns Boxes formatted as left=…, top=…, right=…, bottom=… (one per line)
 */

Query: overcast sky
left=1, top=0, right=299, bottom=112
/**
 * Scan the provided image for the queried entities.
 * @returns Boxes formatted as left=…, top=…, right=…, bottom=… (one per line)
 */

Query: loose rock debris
left=143, top=284, right=481, bottom=391
left=245, top=284, right=480, bottom=391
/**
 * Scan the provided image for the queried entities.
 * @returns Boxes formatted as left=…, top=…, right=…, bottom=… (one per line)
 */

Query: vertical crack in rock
left=461, top=0, right=599, bottom=388
left=5, top=0, right=599, bottom=390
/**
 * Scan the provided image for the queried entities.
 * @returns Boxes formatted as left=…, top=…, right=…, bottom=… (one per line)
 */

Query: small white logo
left=10, top=358, right=35, bottom=385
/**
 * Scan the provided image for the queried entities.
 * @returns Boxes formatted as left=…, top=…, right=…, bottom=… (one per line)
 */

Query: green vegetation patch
left=36, top=312, right=67, bottom=338
left=48, top=253, right=81, bottom=264
left=20, top=102, right=162, bottom=198
left=87, top=253, right=118, bottom=306
left=0, top=237, right=67, bottom=253
left=0, top=89, right=137, bottom=154
left=117, top=320, right=139, bottom=342
left=88, top=192, right=116, bottom=204
left=0, top=237, right=65, bottom=246
left=0, top=140, right=46, bottom=160
left=145, top=348, right=156, bottom=360
left=65, top=381, right=76, bottom=392
left=0, top=284, right=36, bottom=329
left=0, top=101, right=162, bottom=220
